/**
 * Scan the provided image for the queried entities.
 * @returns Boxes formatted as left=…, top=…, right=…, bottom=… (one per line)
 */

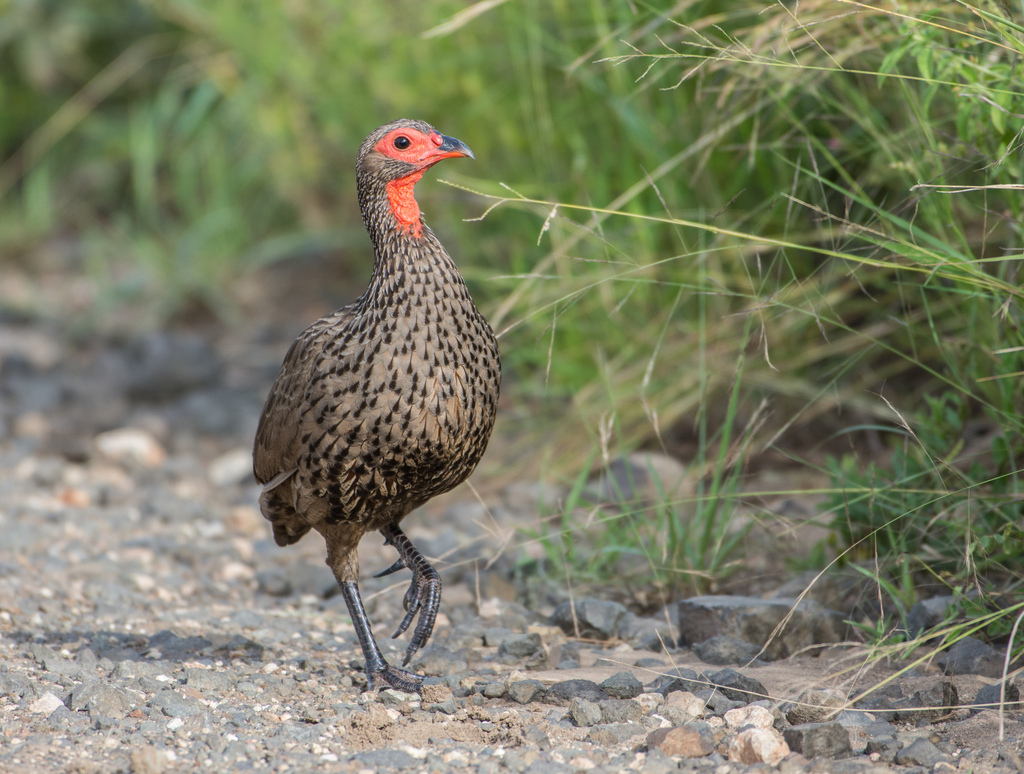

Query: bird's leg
left=339, top=581, right=423, bottom=693
left=379, top=523, right=441, bottom=666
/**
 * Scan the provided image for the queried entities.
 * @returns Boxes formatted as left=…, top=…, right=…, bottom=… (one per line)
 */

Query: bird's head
left=357, top=119, right=474, bottom=238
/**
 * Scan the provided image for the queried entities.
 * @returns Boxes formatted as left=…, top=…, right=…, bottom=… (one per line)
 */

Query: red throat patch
left=386, top=169, right=427, bottom=238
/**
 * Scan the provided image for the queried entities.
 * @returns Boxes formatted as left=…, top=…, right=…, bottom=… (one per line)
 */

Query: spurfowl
left=253, top=119, right=500, bottom=692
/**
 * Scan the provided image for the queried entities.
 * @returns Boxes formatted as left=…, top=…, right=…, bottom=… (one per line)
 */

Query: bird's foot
left=379, top=524, right=442, bottom=665
left=391, top=566, right=441, bottom=665
left=365, top=660, right=423, bottom=693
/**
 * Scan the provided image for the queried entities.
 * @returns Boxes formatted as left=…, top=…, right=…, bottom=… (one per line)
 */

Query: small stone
left=782, top=722, right=851, bottom=759
left=587, top=722, right=647, bottom=745
left=484, top=627, right=517, bottom=646
left=95, top=427, right=166, bottom=467
left=599, top=671, right=644, bottom=700
left=481, top=682, right=506, bottom=698
left=208, top=448, right=254, bottom=486
left=975, top=680, right=1021, bottom=710
left=545, top=679, right=606, bottom=706
left=498, top=633, right=541, bottom=660
left=646, top=722, right=716, bottom=758
left=937, top=637, right=1007, bottom=678
left=646, top=667, right=703, bottom=697
left=129, top=746, right=166, bottom=774
left=185, top=667, right=235, bottom=692
left=728, top=727, right=791, bottom=765
left=864, top=736, right=903, bottom=762
left=724, top=704, right=774, bottom=729
left=598, top=699, right=643, bottom=725
left=29, top=692, right=64, bottom=715
left=568, top=697, right=604, bottom=727
left=693, top=635, right=764, bottom=666
left=352, top=748, right=419, bottom=770
left=411, top=645, right=467, bottom=677
left=707, top=668, right=769, bottom=703
left=507, top=680, right=546, bottom=704
left=635, top=693, right=664, bottom=714
left=894, top=737, right=951, bottom=767
left=551, top=599, right=627, bottom=640
left=150, top=689, right=201, bottom=718
left=785, top=688, right=846, bottom=724
left=68, top=683, right=134, bottom=718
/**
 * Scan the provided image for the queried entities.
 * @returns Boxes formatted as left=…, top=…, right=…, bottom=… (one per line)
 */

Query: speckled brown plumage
left=253, top=119, right=500, bottom=691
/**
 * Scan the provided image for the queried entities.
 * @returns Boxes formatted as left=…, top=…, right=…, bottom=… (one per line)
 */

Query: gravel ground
left=1, top=323, right=1023, bottom=774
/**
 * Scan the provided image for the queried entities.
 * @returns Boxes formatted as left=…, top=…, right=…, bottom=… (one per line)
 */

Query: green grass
left=1, top=0, right=1023, bottom=651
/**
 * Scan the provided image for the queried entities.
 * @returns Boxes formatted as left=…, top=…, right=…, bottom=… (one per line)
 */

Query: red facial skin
left=374, top=128, right=469, bottom=238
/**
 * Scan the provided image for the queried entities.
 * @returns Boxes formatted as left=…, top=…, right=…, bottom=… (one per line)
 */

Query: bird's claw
left=391, top=569, right=441, bottom=665
left=365, top=661, right=423, bottom=693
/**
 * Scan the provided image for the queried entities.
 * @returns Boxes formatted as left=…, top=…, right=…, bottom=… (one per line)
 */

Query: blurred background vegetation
left=1, top=0, right=1022, bottom=645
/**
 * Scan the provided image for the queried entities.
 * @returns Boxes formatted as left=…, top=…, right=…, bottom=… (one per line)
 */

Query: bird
left=252, top=119, right=501, bottom=692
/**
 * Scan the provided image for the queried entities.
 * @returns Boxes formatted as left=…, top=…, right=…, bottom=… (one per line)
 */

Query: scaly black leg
left=379, top=523, right=441, bottom=666
left=339, top=580, right=422, bottom=692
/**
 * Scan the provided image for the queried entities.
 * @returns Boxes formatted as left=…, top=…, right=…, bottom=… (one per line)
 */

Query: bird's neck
left=357, top=175, right=465, bottom=292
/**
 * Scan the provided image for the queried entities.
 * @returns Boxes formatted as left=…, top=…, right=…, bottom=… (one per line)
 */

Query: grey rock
left=783, top=722, right=852, bottom=759
left=706, top=668, right=769, bottom=703
left=568, top=697, right=603, bottom=726
left=507, top=680, right=546, bottom=704
left=480, top=682, right=506, bottom=698
left=974, top=681, right=1021, bottom=710
left=852, top=694, right=896, bottom=721
left=894, top=737, right=951, bottom=767
left=784, top=688, right=846, bottom=724
left=551, top=599, right=627, bottom=640
left=147, top=630, right=212, bottom=657
left=693, top=635, right=764, bottom=666
left=598, top=699, right=642, bottom=724
left=150, top=689, right=202, bottom=718
left=864, top=736, right=903, bottom=762
left=697, top=688, right=743, bottom=715
left=498, top=633, right=541, bottom=660
left=129, top=745, right=166, bottom=774
left=545, top=679, right=607, bottom=706
left=0, top=673, right=35, bottom=699
left=411, top=645, right=467, bottom=677
left=906, top=596, right=956, bottom=637
left=678, top=595, right=848, bottom=659
left=445, top=620, right=486, bottom=649
left=185, top=668, right=235, bottom=692
left=599, top=671, right=643, bottom=700
left=618, top=612, right=677, bottom=651
left=67, top=683, right=134, bottom=717
left=938, top=636, right=1009, bottom=678
left=351, top=748, right=419, bottom=770
left=254, top=569, right=293, bottom=597
left=484, top=627, right=517, bottom=646
left=587, top=722, right=648, bottom=745
left=123, top=332, right=222, bottom=400
left=894, top=681, right=958, bottom=723
left=646, top=667, right=704, bottom=696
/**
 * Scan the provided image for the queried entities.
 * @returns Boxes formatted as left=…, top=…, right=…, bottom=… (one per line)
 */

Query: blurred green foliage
left=1, top=0, right=1023, bottom=606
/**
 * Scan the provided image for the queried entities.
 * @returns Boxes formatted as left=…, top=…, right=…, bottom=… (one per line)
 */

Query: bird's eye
left=393, top=135, right=411, bottom=150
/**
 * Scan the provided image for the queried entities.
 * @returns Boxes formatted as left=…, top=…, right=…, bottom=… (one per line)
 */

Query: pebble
left=782, top=722, right=852, bottom=759
left=893, top=737, right=951, bottom=767
left=937, top=636, right=1007, bottom=677
left=728, top=726, right=791, bottom=765
left=507, top=680, right=546, bottom=704
left=599, top=671, right=643, bottom=699
left=551, top=599, right=627, bottom=640
left=646, top=721, right=716, bottom=757
left=568, top=697, right=603, bottom=727
left=545, top=679, right=606, bottom=706
left=706, top=668, right=770, bottom=703
left=498, top=633, right=541, bottom=660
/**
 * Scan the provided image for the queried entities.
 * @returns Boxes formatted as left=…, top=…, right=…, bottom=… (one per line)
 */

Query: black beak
left=437, top=134, right=475, bottom=160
